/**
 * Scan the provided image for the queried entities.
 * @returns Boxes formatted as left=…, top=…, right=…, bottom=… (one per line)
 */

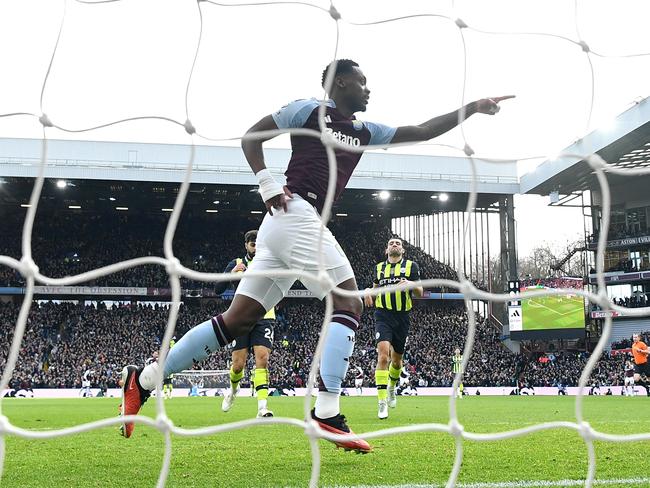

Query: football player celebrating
left=119, top=59, right=513, bottom=452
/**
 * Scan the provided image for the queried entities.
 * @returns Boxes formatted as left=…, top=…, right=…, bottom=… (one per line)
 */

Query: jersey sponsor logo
left=324, top=128, right=361, bottom=147
left=378, top=277, right=403, bottom=287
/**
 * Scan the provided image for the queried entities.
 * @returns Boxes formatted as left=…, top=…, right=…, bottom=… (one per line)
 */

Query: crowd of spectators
left=595, top=258, right=650, bottom=274
left=1, top=210, right=634, bottom=393
left=612, top=294, right=649, bottom=308
left=589, top=222, right=650, bottom=243
left=0, top=299, right=633, bottom=392
left=0, top=213, right=469, bottom=292
left=519, top=277, right=583, bottom=290
left=610, top=331, right=649, bottom=350
left=591, top=293, right=650, bottom=311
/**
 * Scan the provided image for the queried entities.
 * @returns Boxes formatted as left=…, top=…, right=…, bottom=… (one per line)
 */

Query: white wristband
left=255, top=169, right=284, bottom=203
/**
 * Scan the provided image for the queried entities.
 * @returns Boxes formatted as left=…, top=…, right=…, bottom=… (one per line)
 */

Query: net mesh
left=1, top=1, right=650, bottom=487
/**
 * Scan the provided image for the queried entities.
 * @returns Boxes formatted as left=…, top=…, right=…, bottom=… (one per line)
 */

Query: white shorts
left=355, top=379, right=363, bottom=388
left=625, top=376, right=635, bottom=386
left=236, top=196, right=354, bottom=311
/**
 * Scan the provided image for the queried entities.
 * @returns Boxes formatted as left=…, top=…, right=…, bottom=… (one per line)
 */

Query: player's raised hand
left=475, top=95, right=515, bottom=115
left=265, top=185, right=293, bottom=215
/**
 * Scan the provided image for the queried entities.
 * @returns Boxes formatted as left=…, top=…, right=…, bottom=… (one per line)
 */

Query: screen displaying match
left=508, top=277, right=586, bottom=339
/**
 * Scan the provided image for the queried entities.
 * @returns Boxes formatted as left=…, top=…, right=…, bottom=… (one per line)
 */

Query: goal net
left=172, top=370, right=230, bottom=392
left=1, top=1, right=650, bottom=487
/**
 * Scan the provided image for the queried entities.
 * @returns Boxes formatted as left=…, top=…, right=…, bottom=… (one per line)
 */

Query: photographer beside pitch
left=118, top=59, right=513, bottom=453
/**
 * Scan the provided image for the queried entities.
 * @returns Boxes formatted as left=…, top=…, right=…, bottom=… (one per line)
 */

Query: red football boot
left=310, top=408, right=372, bottom=453
left=119, top=365, right=150, bottom=438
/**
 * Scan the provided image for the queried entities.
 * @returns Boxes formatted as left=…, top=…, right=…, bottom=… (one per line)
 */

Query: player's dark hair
left=321, top=59, right=359, bottom=88
left=244, top=230, right=257, bottom=243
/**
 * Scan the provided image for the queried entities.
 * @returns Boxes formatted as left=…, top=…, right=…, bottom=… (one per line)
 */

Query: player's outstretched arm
left=242, top=115, right=293, bottom=214
left=390, top=95, right=515, bottom=144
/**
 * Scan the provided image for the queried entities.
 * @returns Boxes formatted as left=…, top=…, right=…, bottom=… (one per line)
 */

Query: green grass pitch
left=2, top=396, right=648, bottom=487
left=521, top=295, right=585, bottom=330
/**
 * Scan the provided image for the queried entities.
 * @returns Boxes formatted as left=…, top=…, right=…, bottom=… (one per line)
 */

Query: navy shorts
left=233, top=319, right=274, bottom=351
left=374, top=308, right=410, bottom=354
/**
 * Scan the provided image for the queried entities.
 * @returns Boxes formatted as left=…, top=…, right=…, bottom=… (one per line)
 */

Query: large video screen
left=509, top=277, right=586, bottom=339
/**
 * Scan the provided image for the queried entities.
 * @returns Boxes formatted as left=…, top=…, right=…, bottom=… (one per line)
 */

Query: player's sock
left=140, top=316, right=232, bottom=390
left=166, top=314, right=234, bottom=376
left=230, top=367, right=244, bottom=391
left=375, top=370, right=388, bottom=401
left=388, top=363, right=401, bottom=390
left=314, top=311, right=359, bottom=419
left=254, top=368, right=269, bottom=409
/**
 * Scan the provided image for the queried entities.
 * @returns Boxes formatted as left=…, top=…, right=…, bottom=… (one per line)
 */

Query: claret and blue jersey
left=272, top=98, right=396, bottom=213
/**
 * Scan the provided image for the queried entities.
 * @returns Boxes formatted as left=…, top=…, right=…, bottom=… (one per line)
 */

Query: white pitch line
left=330, top=478, right=650, bottom=488
left=527, top=299, right=576, bottom=316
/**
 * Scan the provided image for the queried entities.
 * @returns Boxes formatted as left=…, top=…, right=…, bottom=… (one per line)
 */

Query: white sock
left=138, top=362, right=160, bottom=391
left=258, top=399, right=267, bottom=410
left=315, top=391, right=339, bottom=419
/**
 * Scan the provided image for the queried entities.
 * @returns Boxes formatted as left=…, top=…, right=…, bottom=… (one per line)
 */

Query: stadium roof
left=520, top=96, right=650, bottom=197
left=2, top=94, right=648, bottom=218
left=0, top=137, right=519, bottom=217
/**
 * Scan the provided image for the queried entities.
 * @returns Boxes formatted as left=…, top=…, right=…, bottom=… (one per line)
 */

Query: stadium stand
left=0, top=299, right=634, bottom=391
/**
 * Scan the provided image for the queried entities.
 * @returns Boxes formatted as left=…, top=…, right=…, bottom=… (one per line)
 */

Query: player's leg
left=137, top=294, right=264, bottom=388
left=266, top=197, right=369, bottom=452
left=387, top=348, right=404, bottom=409
left=135, top=209, right=289, bottom=398
left=222, top=346, right=247, bottom=412
left=119, top=293, right=265, bottom=437
left=375, top=339, right=391, bottom=419
left=387, top=319, right=408, bottom=409
left=301, top=269, right=370, bottom=451
left=253, top=342, right=273, bottom=417
left=310, top=276, right=370, bottom=452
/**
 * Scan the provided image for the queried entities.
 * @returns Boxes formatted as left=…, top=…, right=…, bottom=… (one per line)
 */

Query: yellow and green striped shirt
left=373, top=259, right=420, bottom=312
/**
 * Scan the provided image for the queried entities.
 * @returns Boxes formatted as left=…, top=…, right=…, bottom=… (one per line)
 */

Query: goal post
left=172, top=370, right=231, bottom=390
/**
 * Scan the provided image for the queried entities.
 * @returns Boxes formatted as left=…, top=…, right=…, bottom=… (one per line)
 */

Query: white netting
left=1, top=1, right=650, bottom=487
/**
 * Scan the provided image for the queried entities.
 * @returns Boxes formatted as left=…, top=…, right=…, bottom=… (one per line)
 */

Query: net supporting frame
left=1, top=1, right=650, bottom=487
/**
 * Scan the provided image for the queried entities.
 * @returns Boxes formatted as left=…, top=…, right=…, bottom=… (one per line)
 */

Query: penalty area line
left=329, top=477, right=650, bottom=488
